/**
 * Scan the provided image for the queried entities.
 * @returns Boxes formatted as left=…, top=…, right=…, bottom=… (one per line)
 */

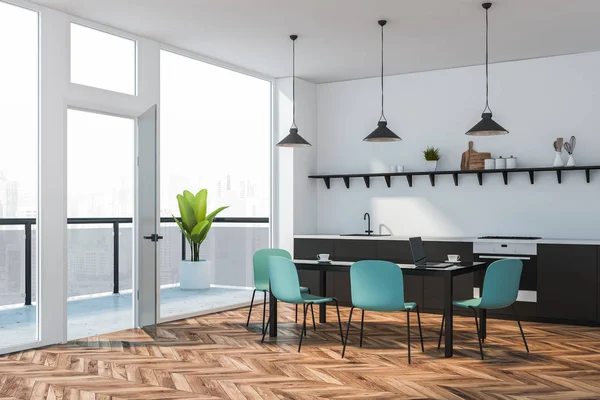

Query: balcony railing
left=0, top=217, right=268, bottom=306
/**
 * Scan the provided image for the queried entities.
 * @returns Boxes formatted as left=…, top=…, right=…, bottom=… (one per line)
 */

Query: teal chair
left=437, top=259, right=529, bottom=360
left=261, top=256, right=344, bottom=352
left=342, top=260, right=424, bottom=363
left=247, top=249, right=315, bottom=333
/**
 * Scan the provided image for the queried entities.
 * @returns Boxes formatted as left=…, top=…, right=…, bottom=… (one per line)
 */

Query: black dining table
left=268, top=259, right=488, bottom=358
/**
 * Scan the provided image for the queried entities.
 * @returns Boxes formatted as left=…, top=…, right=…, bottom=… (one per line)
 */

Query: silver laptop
left=409, top=237, right=453, bottom=268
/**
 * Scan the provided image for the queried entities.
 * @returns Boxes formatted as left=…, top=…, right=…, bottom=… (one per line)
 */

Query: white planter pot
left=425, top=160, right=438, bottom=171
left=180, top=260, right=212, bottom=290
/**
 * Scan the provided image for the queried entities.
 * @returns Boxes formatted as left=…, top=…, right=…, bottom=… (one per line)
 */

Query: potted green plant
left=173, top=189, right=228, bottom=290
left=423, top=146, right=441, bottom=171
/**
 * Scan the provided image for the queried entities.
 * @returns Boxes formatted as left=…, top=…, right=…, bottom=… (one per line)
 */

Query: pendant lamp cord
left=483, top=6, right=492, bottom=114
left=291, top=37, right=297, bottom=129
left=380, top=23, right=386, bottom=122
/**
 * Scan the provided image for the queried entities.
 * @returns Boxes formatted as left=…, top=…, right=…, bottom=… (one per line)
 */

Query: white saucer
left=445, top=260, right=461, bottom=263
left=317, top=260, right=332, bottom=263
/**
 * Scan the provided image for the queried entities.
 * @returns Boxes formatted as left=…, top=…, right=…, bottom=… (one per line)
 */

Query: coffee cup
left=447, top=254, right=460, bottom=262
left=317, top=254, right=330, bottom=262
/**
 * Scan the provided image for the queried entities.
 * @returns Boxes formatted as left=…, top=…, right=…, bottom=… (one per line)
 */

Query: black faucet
left=364, top=213, right=373, bottom=235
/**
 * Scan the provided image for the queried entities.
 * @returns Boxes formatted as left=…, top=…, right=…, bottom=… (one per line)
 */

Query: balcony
left=0, top=217, right=267, bottom=348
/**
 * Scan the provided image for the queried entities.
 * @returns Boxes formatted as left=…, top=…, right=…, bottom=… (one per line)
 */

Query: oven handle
left=477, top=255, right=531, bottom=261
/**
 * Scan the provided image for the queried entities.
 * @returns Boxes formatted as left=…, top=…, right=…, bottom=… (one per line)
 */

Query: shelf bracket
left=477, top=172, right=483, bottom=186
left=556, top=170, right=562, bottom=184
left=323, top=177, right=330, bottom=189
left=384, top=175, right=391, bottom=188
left=343, top=177, right=350, bottom=189
left=529, top=171, right=534, bottom=185
left=429, top=174, right=435, bottom=187
left=585, top=169, right=591, bottom=183
left=363, top=176, right=370, bottom=188
left=502, top=171, right=508, bottom=185
left=452, top=173, right=459, bottom=186
left=406, top=174, right=413, bottom=187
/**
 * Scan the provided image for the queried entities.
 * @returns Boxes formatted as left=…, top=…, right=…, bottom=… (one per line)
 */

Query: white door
left=134, top=105, right=160, bottom=329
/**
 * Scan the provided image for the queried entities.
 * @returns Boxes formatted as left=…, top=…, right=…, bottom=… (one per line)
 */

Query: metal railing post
left=181, top=231, right=186, bottom=261
left=24, top=222, right=32, bottom=306
left=113, top=222, right=119, bottom=294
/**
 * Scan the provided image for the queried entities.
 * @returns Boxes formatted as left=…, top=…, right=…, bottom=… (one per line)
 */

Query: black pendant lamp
left=277, top=35, right=311, bottom=147
left=466, top=2, right=508, bottom=136
left=364, top=20, right=401, bottom=142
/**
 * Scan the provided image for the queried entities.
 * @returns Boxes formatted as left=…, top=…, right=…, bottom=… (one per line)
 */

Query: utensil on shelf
left=564, top=142, right=572, bottom=155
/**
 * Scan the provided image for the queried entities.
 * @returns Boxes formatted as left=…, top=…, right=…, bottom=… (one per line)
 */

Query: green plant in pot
left=423, top=146, right=441, bottom=171
left=173, top=189, right=228, bottom=290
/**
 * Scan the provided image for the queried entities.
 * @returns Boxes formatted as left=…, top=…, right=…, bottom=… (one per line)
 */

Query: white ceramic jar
left=506, top=156, right=517, bottom=169
left=484, top=159, right=495, bottom=170
left=495, top=156, right=506, bottom=169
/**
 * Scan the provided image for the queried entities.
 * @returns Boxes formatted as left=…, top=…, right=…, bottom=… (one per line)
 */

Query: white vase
left=180, top=260, right=212, bottom=290
left=553, top=151, right=564, bottom=167
left=567, top=155, right=576, bottom=167
left=425, top=160, right=438, bottom=172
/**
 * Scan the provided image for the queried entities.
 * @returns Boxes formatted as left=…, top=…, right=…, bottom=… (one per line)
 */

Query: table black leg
left=478, top=271, right=487, bottom=340
left=269, top=289, right=277, bottom=337
left=480, top=309, right=487, bottom=340
left=444, top=273, right=454, bottom=358
left=319, top=270, right=327, bottom=323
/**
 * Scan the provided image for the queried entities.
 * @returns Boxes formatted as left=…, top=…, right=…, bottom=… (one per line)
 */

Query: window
left=0, top=0, right=39, bottom=349
left=158, top=50, right=271, bottom=318
left=70, top=23, right=136, bottom=95
left=159, top=50, right=271, bottom=218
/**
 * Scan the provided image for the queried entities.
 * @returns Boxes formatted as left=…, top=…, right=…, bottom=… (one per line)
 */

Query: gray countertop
left=294, top=234, right=600, bottom=246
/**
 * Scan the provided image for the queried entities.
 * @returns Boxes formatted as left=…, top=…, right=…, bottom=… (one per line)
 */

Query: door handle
left=478, top=255, right=531, bottom=260
left=143, top=234, right=163, bottom=242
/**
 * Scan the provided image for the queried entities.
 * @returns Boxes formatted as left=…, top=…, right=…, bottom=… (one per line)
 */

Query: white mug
left=317, top=254, right=330, bottom=262
left=389, top=165, right=398, bottom=173
left=447, top=254, right=460, bottom=262
left=396, top=165, right=404, bottom=173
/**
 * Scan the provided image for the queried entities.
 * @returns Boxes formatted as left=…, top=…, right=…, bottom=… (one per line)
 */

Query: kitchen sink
left=340, top=233, right=391, bottom=237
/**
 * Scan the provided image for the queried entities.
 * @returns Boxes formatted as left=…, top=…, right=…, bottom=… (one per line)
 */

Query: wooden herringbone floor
left=1, top=304, right=600, bottom=399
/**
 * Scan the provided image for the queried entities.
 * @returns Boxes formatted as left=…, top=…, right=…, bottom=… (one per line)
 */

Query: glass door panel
left=0, top=1, right=39, bottom=351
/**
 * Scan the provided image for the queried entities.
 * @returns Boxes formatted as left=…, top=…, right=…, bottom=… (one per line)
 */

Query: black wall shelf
left=308, top=165, right=600, bottom=189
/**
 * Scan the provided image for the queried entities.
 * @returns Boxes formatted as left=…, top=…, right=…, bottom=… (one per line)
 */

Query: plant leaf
left=205, top=205, right=229, bottom=223
left=193, top=189, right=208, bottom=222
left=173, top=214, right=192, bottom=243
left=177, top=194, right=197, bottom=233
left=190, top=220, right=209, bottom=243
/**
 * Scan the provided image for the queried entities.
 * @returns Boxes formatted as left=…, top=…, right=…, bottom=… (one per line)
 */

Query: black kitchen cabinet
left=294, top=239, right=334, bottom=260
left=333, top=239, right=378, bottom=261
left=538, top=244, right=598, bottom=323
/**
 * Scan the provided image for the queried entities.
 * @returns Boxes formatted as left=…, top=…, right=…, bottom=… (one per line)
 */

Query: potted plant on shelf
left=173, top=189, right=228, bottom=290
left=423, top=146, right=441, bottom=171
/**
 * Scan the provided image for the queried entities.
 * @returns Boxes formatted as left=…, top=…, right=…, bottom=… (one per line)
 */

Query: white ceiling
left=33, top=0, right=600, bottom=83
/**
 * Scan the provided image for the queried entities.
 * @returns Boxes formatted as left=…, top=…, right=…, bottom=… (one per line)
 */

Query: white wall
left=274, top=77, right=318, bottom=252
left=315, top=51, right=600, bottom=239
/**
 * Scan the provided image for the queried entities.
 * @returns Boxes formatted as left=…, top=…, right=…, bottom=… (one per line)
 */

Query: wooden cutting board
left=461, top=141, right=491, bottom=170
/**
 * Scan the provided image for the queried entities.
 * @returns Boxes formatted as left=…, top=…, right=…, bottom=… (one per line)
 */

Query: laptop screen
left=409, top=237, right=427, bottom=265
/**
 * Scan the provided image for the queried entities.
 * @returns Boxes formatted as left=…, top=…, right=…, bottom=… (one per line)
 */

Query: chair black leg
left=262, top=291, right=267, bottom=333
left=333, top=299, right=343, bottom=342
left=512, top=304, right=529, bottom=353
left=302, top=305, right=307, bottom=337
left=471, top=307, right=484, bottom=360
left=261, top=316, right=270, bottom=343
left=416, top=305, right=424, bottom=353
left=295, top=304, right=298, bottom=323
left=298, top=303, right=310, bottom=352
left=359, top=310, right=365, bottom=347
left=246, top=289, right=256, bottom=327
left=341, top=306, right=355, bottom=358
left=407, top=310, right=411, bottom=364
left=308, top=289, right=316, bottom=331
left=437, top=310, right=445, bottom=350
